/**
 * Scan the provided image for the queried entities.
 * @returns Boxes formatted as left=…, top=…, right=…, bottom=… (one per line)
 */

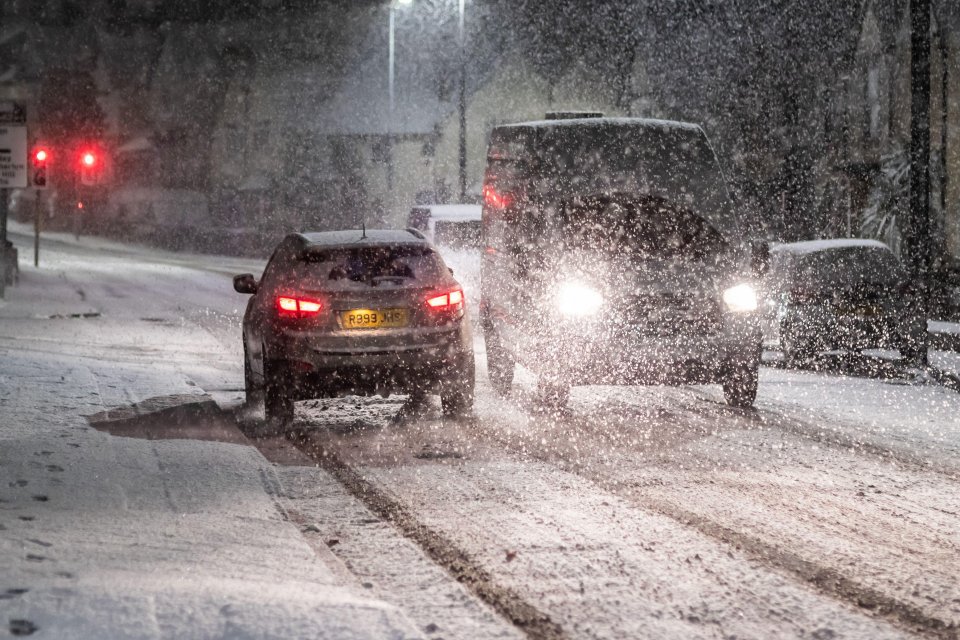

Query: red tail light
left=276, top=295, right=323, bottom=318
left=426, top=288, right=464, bottom=309
left=483, top=184, right=514, bottom=209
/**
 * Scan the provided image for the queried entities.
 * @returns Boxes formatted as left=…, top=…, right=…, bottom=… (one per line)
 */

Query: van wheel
left=441, top=354, right=476, bottom=417
left=722, top=363, right=758, bottom=408
left=485, top=327, right=515, bottom=396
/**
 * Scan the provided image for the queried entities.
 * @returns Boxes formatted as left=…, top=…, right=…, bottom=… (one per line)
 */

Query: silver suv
left=234, top=229, right=475, bottom=424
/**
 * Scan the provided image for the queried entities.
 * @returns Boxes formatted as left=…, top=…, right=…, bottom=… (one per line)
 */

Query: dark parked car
left=761, top=239, right=926, bottom=363
left=234, top=229, right=475, bottom=425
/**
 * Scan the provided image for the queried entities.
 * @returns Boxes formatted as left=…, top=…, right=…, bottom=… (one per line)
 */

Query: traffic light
left=79, top=149, right=99, bottom=186
left=32, top=147, right=49, bottom=189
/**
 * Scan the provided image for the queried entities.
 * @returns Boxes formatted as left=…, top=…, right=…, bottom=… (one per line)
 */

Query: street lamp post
left=388, top=0, right=412, bottom=193
left=389, top=0, right=467, bottom=203
left=457, top=0, right=467, bottom=202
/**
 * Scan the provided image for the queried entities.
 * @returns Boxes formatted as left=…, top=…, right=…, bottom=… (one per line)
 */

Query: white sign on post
left=0, top=101, right=27, bottom=189
left=0, top=125, right=27, bottom=189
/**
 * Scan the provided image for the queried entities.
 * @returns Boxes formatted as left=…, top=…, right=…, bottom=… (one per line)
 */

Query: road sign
left=0, top=125, right=28, bottom=188
left=0, top=101, right=26, bottom=125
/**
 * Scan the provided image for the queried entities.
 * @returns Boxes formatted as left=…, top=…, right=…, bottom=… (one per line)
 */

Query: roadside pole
left=33, top=190, right=40, bottom=266
left=0, top=187, right=7, bottom=298
left=909, top=0, right=931, bottom=366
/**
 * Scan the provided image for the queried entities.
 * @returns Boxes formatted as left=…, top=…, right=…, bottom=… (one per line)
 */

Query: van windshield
left=491, top=122, right=740, bottom=238
left=558, top=194, right=726, bottom=260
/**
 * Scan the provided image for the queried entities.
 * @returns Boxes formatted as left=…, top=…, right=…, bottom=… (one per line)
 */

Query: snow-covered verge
left=0, top=250, right=422, bottom=638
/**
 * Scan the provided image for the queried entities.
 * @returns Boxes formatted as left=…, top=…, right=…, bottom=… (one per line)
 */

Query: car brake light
left=483, top=184, right=514, bottom=209
left=426, top=288, right=464, bottom=309
left=277, top=295, right=323, bottom=318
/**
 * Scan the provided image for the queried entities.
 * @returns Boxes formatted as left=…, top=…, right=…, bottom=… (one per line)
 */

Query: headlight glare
left=723, top=283, right=758, bottom=312
left=555, top=281, right=604, bottom=317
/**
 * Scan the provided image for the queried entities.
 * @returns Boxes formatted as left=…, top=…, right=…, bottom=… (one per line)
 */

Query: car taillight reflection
left=426, top=288, right=464, bottom=309
left=277, top=295, right=323, bottom=318
left=483, top=184, right=514, bottom=209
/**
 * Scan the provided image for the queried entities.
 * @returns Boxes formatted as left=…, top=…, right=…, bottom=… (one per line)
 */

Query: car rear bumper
left=265, top=325, right=473, bottom=397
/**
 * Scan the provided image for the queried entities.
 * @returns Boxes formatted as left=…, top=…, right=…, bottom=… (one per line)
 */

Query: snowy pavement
left=0, top=234, right=427, bottom=638
left=2, top=228, right=960, bottom=639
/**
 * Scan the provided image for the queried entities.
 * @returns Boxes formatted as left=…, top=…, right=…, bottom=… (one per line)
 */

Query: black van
left=479, top=115, right=766, bottom=407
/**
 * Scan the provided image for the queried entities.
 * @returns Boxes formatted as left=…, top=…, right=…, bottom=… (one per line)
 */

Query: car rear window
left=288, top=245, right=447, bottom=289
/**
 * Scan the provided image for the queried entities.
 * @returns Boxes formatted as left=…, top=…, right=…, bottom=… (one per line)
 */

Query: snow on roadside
left=0, top=239, right=423, bottom=639
left=751, top=367, right=960, bottom=470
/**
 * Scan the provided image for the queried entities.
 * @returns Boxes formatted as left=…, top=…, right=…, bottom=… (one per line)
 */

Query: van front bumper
left=512, top=314, right=762, bottom=386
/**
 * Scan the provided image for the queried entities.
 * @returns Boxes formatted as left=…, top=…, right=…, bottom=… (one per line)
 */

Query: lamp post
left=457, top=0, right=467, bottom=202
left=389, top=0, right=467, bottom=202
left=388, top=0, right=412, bottom=193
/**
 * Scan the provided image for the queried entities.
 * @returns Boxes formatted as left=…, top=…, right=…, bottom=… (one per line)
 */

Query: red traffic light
left=81, top=151, right=96, bottom=167
left=34, top=149, right=48, bottom=163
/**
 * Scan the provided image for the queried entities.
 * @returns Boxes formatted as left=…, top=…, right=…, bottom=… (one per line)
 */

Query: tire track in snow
left=474, top=388, right=959, bottom=639
left=286, top=428, right=568, bottom=640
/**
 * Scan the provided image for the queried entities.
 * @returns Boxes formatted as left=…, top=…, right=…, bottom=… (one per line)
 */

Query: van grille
left=625, top=293, right=722, bottom=336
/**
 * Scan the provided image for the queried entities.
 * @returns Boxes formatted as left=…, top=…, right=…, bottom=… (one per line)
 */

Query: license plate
left=340, top=308, right=408, bottom=329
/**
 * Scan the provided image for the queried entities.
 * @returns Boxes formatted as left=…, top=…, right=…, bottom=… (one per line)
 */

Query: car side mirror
left=750, top=241, right=770, bottom=278
left=233, top=273, right=258, bottom=294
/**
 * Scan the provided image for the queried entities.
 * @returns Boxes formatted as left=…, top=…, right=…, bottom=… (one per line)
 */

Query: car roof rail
left=406, top=227, right=427, bottom=240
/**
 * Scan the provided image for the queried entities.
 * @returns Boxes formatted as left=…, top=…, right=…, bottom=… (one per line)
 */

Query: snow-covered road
left=2, top=228, right=958, bottom=639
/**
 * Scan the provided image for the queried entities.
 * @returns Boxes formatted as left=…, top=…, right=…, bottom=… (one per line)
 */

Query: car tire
left=536, top=379, right=570, bottom=409
left=899, top=333, right=927, bottom=364
left=441, top=354, right=476, bottom=417
left=263, top=359, right=295, bottom=427
left=722, top=362, right=758, bottom=408
left=243, top=343, right=262, bottom=402
left=485, top=325, right=515, bottom=396
left=781, top=326, right=814, bottom=366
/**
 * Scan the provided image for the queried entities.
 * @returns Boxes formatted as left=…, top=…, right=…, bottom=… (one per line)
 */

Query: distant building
left=820, top=0, right=959, bottom=278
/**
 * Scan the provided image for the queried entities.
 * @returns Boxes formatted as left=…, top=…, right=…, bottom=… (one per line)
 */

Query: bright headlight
left=555, top=281, right=604, bottom=317
left=723, top=283, right=758, bottom=313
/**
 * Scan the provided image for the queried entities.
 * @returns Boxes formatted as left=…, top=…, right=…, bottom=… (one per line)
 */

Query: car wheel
left=485, top=325, right=515, bottom=396
left=243, top=343, right=262, bottom=401
left=899, top=333, right=927, bottom=364
left=263, top=359, right=294, bottom=427
left=781, top=326, right=814, bottom=366
left=536, top=379, right=570, bottom=409
left=722, top=362, right=758, bottom=408
left=441, top=354, right=475, bottom=417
